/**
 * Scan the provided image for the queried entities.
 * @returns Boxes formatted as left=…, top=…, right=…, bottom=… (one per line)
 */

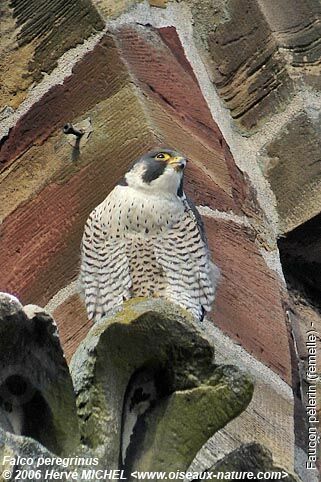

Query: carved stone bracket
left=3, top=293, right=297, bottom=481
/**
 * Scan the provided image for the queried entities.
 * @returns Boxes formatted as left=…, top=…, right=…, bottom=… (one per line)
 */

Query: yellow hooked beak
left=168, top=156, right=187, bottom=171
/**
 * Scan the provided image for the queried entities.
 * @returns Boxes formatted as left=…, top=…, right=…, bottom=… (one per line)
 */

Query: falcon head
left=122, top=148, right=187, bottom=197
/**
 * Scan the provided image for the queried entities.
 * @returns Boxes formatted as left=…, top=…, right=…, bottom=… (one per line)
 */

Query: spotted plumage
left=80, top=148, right=220, bottom=322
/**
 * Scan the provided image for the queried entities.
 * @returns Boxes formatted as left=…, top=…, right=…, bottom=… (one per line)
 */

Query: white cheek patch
left=125, top=164, right=147, bottom=190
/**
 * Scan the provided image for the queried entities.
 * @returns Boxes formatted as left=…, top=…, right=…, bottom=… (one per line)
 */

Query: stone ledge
left=70, top=298, right=253, bottom=474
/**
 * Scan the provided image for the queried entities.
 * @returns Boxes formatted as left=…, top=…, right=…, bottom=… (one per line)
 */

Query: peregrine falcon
left=80, top=148, right=219, bottom=322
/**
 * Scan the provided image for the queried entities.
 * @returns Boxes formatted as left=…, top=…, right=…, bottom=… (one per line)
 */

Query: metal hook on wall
left=62, top=118, right=93, bottom=161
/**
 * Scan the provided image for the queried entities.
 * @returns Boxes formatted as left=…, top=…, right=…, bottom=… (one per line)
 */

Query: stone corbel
left=0, top=294, right=254, bottom=480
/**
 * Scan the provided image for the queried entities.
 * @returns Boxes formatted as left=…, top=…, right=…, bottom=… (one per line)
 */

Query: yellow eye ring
left=155, top=153, right=170, bottom=161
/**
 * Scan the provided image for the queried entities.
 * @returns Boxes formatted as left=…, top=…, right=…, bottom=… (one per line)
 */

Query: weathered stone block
left=208, top=443, right=299, bottom=481
left=203, top=216, right=292, bottom=383
left=188, top=0, right=294, bottom=130
left=0, top=0, right=104, bottom=109
left=52, top=293, right=92, bottom=363
left=92, top=0, right=143, bottom=18
left=258, top=0, right=321, bottom=88
left=261, top=111, right=321, bottom=233
left=0, top=34, right=129, bottom=170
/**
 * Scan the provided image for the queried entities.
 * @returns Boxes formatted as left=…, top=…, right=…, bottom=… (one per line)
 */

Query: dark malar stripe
left=177, top=178, right=184, bottom=197
left=142, top=159, right=167, bottom=183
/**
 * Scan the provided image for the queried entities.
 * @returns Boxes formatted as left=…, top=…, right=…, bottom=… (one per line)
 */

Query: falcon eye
left=155, top=153, right=170, bottom=161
